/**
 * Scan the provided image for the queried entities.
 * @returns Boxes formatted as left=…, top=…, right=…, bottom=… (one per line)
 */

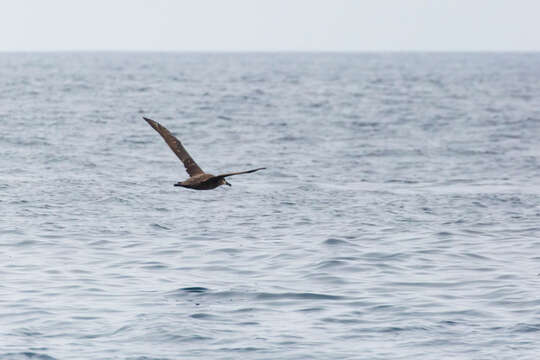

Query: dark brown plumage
left=144, top=117, right=265, bottom=190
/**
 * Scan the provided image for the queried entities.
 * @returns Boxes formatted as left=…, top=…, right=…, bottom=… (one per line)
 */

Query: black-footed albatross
left=143, top=117, right=265, bottom=190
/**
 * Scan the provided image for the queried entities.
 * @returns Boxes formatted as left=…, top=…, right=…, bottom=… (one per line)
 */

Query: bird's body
left=143, top=117, right=265, bottom=190
left=175, top=173, right=224, bottom=190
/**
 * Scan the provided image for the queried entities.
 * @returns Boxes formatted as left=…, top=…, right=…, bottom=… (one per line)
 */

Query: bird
left=143, top=117, right=265, bottom=190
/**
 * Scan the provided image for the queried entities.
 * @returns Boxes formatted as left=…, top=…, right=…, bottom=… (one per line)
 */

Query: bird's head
left=219, top=178, right=232, bottom=187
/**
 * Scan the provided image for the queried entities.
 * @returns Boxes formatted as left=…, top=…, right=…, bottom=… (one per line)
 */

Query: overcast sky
left=1, top=0, right=539, bottom=52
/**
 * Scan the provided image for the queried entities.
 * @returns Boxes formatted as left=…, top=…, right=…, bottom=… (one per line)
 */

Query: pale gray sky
left=1, top=0, right=539, bottom=52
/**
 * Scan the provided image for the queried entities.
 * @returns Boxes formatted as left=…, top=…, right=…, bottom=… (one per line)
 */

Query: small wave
left=323, top=238, right=354, bottom=246
left=256, top=292, right=344, bottom=301
left=316, top=259, right=349, bottom=269
left=178, top=287, right=209, bottom=293
left=190, top=313, right=215, bottom=319
left=297, top=306, right=325, bottom=312
left=14, top=240, right=39, bottom=247
left=150, top=223, right=170, bottom=230
left=351, top=121, right=379, bottom=127
left=435, top=231, right=453, bottom=237
left=512, top=323, right=540, bottom=333
left=384, top=179, right=419, bottom=184
left=322, top=317, right=361, bottom=324
left=217, top=347, right=263, bottom=352
left=0, top=353, right=57, bottom=360
left=141, top=261, right=168, bottom=270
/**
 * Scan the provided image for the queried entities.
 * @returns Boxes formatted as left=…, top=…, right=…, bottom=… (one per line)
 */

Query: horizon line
left=1, top=49, right=540, bottom=54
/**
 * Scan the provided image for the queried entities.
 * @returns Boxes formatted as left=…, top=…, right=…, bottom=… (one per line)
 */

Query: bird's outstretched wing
left=217, top=167, right=266, bottom=178
left=143, top=117, right=204, bottom=177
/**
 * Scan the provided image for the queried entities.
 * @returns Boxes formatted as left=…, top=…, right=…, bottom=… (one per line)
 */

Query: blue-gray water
left=1, top=53, right=540, bottom=359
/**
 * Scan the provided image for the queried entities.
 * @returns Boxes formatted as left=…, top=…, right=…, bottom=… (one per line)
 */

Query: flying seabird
left=143, top=117, right=265, bottom=190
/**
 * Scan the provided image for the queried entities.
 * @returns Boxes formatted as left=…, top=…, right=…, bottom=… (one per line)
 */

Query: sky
left=1, top=0, right=539, bottom=52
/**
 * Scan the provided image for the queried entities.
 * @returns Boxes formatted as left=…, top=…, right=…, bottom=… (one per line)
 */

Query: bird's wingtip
left=143, top=117, right=158, bottom=128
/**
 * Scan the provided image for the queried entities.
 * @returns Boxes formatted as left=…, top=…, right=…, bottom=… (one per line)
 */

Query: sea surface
left=1, top=52, right=540, bottom=359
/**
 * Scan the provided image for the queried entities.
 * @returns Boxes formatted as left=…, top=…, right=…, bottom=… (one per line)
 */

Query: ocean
left=1, top=52, right=539, bottom=359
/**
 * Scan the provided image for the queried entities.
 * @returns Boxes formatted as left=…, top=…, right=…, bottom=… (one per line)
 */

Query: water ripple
left=1, top=52, right=540, bottom=360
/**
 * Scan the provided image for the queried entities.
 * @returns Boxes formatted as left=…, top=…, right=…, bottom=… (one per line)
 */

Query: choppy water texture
left=1, top=53, right=540, bottom=359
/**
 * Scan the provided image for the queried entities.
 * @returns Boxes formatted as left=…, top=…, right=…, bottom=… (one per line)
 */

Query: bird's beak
left=225, top=181, right=232, bottom=187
